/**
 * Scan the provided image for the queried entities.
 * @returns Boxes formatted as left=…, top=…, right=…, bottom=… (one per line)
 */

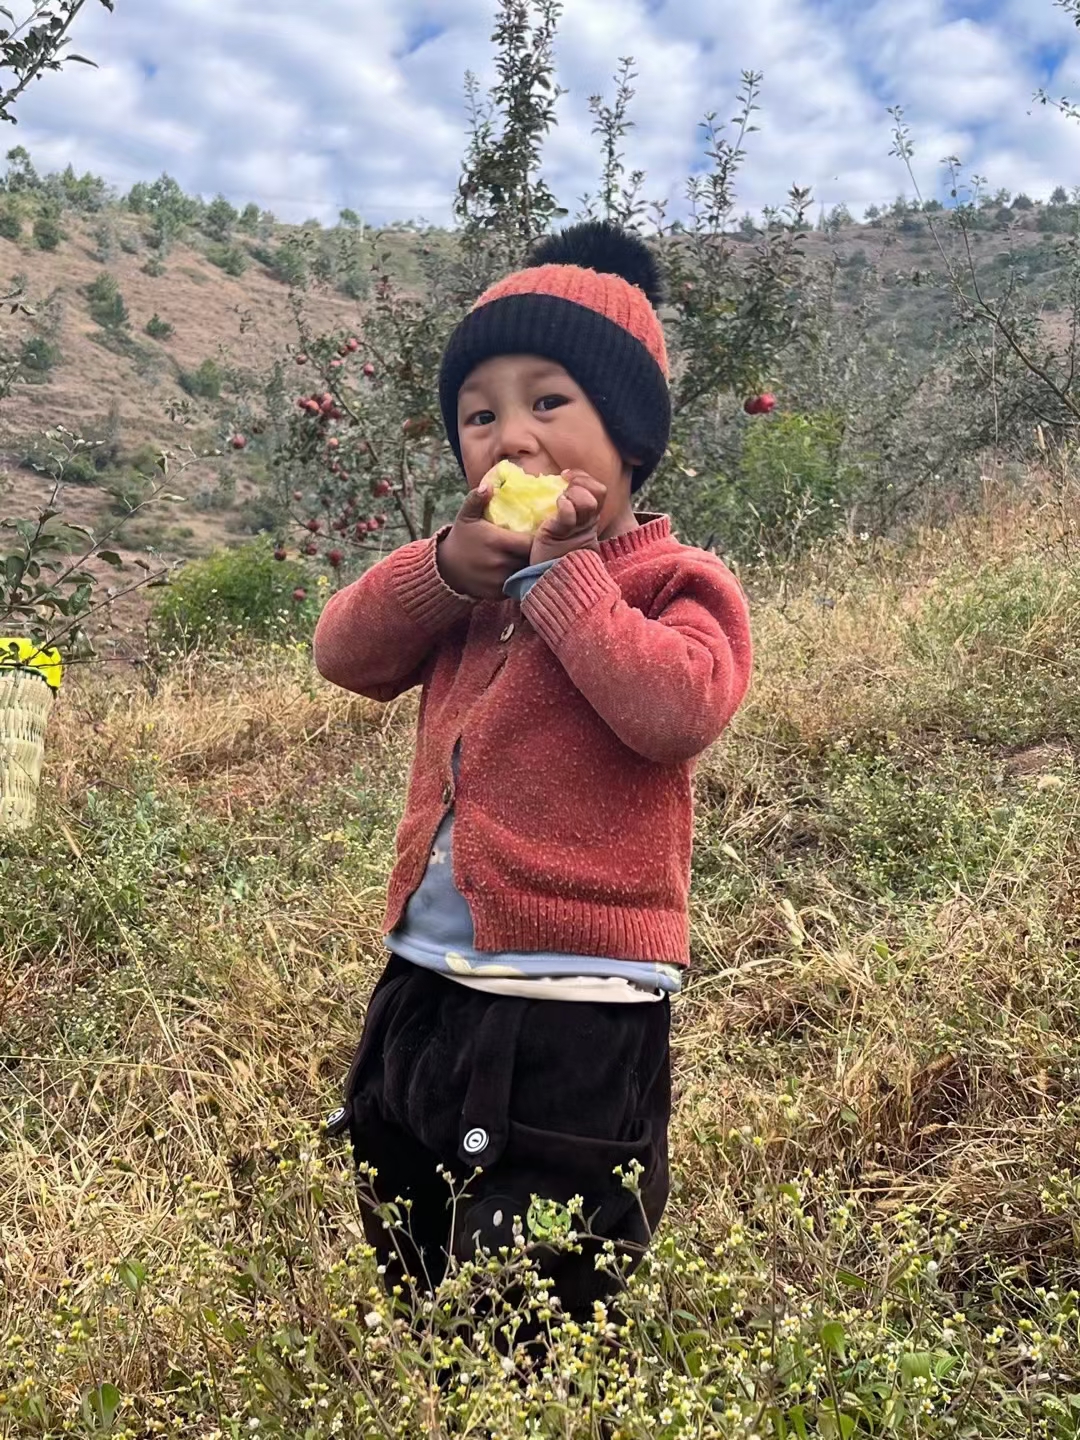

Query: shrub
left=149, top=541, right=318, bottom=655
left=0, top=202, right=21, bottom=240
left=268, top=241, right=308, bottom=288
left=19, top=335, right=60, bottom=376
left=142, top=255, right=165, bottom=277
left=203, top=194, right=238, bottom=242
left=145, top=312, right=174, bottom=340
left=106, top=472, right=154, bottom=515
left=237, top=202, right=261, bottom=234
left=32, top=210, right=62, bottom=250
left=207, top=241, right=248, bottom=277
left=179, top=357, right=225, bottom=400
left=58, top=450, right=101, bottom=484
left=85, top=272, right=129, bottom=331
left=91, top=219, right=115, bottom=261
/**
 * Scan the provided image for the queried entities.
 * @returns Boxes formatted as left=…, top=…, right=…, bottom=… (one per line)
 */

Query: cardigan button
left=499, top=623, right=515, bottom=642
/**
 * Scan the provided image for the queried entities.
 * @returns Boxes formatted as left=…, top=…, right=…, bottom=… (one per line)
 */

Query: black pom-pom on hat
left=527, top=220, right=665, bottom=309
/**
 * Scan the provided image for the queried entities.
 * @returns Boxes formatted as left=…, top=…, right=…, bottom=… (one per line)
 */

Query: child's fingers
left=561, top=469, right=606, bottom=500
left=565, top=482, right=601, bottom=526
left=458, top=483, right=493, bottom=521
left=545, top=491, right=579, bottom=536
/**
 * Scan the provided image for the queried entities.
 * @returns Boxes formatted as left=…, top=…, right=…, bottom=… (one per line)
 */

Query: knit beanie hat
left=438, top=221, right=671, bottom=492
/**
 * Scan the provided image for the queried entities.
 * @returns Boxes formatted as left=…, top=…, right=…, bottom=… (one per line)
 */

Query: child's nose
left=495, top=412, right=541, bottom=460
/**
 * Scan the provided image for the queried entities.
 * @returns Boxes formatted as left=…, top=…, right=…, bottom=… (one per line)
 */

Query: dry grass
left=3, top=477, right=1080, bottom=1435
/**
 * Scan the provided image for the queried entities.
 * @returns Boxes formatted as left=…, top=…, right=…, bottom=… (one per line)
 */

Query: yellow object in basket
left=483, top=460, right=568, bottom=535
left=0, top=638, right=63, bottom=691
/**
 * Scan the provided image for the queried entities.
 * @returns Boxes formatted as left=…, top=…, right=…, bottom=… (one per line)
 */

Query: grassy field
left=3, top=475, right=1080, bottom=1438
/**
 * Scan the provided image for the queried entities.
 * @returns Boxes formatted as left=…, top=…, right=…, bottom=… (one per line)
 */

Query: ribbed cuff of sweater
left=520, top=547, right=618, bottom=650
left=388, top=527, right=478, bottom=633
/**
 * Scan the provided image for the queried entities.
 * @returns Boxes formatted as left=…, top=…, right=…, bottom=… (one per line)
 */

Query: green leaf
left=819, top=1403, right=856, bottom=1440
left=836, top=1268, right=868, bottom=1290
left=787, top=1405, right=810, bottom=1440
left=821, top=1320, right=847, bottom=1358
left=117, top=1259, right=146, bottom=1295
left=67, top=53, right=98, bottom=66
left=86, top=1381, right=121, bottom=1429
left=98, top=550, right=123, bottom=568
left=900, top=1351, right=934, bottom=1382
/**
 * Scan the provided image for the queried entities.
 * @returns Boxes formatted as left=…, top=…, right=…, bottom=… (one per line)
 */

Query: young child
left=315, top=221, right=753, bottom=1332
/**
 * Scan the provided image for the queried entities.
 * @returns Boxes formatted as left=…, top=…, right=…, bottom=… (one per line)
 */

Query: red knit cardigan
left=313, top=516, right=753, bottom=967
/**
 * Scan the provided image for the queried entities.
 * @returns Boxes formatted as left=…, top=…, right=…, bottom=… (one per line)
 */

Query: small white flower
left=364, top=1311, right=382, bottom=1329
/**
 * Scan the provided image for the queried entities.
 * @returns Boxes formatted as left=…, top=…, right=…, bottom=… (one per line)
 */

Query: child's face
left=456, top=354, right=637, bottom=534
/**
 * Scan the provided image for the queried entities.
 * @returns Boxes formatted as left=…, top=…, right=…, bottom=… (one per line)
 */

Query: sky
left=9, top=0, right=1080, bottom=228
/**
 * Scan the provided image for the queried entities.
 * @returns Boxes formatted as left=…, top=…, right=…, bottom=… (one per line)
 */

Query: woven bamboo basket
left=0, top=665, right=55, bottom=830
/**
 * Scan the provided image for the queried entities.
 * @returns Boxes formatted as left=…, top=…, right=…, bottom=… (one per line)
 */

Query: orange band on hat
left=476, top=263, right=669, bottom=380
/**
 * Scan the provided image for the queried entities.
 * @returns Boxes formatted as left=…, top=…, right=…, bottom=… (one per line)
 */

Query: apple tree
left=261, top=0, right=818, bottom=570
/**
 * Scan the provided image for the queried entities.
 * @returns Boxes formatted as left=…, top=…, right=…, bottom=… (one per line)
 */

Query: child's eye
left=465, top=409, right=495, bottom=427
left=536, top=394, right=568, bottom=412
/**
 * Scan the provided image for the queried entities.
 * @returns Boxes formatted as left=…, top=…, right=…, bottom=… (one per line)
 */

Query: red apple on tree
left=744, top=393, right=777, bottom=415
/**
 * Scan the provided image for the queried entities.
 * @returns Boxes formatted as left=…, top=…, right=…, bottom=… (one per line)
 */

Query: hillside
left=1, top=179, right=1074, bottom=651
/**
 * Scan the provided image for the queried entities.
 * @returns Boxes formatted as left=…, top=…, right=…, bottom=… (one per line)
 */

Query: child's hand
left=529, top=470, right=607, bottom=566
left=437, top=482, right=533, bottom=600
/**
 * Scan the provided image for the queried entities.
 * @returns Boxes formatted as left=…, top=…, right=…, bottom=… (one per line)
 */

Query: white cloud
left=7, top=0, right=1080, bottom=229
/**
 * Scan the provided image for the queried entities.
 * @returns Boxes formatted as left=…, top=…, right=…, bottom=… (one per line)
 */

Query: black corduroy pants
left=335, top=956, right=671, bottom=1324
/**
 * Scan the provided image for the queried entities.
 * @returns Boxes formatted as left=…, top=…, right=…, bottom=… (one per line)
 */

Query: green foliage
left=90, top=218, right=114, bottom=261
left=1, top=785, right=215, bottom=965
left=31, top=209, right=62, bottom=251
left=2, top=456, right=137, bottom=654
left=203, top=193, right=238, bottom=242
left=84, top=271, right=128, bottom=331
left=2, top=144, right=38, bottom=192
left=824, top=746, right=1045, bottom=901
left=178, top=357, right=225, bottom=400
left=454, top=0, right=567, bottom=280
left=149, top=541, right=318, bottom=655
left=19, top=334, right=60, bottom=376
left=908, top=556, right=1080, bottom=745
left=248, top=236, right=314, bottom=286
left=0, top=201, right=21, bottom=240
left=267, top=239, right=308, bottom=288
left=144, top=311, right=173, bottom=340
left=737, top=411, right=850, bottom=554
left=45, top=161, right=109, bottom=213
left=207, top=241, right=248, bottom=277
left=105, top=471, right=154, bottom=515
left=236, top=201, right=261, bottom=234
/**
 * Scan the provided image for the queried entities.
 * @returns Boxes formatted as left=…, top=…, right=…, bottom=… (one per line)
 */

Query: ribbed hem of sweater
left=457, top=889, right=689, bottom=967
left=387, top=527, right=477, bottom=633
